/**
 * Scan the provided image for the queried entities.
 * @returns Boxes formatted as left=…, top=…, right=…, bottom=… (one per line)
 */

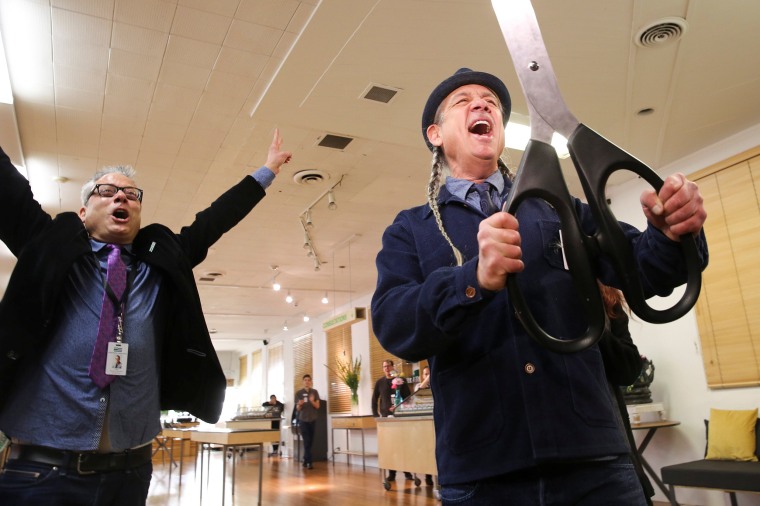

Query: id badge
left=106, top=342, right=128, bottom=376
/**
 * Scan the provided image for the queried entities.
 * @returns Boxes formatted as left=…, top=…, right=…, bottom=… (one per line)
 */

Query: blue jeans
left=440, top=455, right=647, bottom=506
left=0, top=459, right=152, bottom=506
left=300, top=421, right=316, bottom=465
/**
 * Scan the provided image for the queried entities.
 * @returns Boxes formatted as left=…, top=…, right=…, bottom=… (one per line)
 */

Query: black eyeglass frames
left=89, top=184, right=143, bottom=202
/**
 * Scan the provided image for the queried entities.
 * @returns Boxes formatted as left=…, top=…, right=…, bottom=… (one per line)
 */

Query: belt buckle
left=76, top=453, right=98, bottom=475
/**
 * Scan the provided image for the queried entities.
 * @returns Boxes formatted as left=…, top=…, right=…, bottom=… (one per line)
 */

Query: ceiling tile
left=108, top=48, right=162, bottom=81
left=54, top=87, right=104, bottom=112
left=158, top=60, right=211, bottom=90
left=54, top=64, right=106, bottom=94
left=165, top=35, right=221, bottom=69
left=171, top=5, right=230, bottom=45
left=111, top=22, right=169, bottom=57
left=53, top=40, right=109, bottom=73
left=52, top=0, right=115, bottom=19
left=105, top=73, right=155, bottom=103
left=102, top=94, right=150, bottom=121
left=213, top=47, right=267, bottom=79
left=113, top=0, right=175, bottom=32
left=224, top=19, right=281, bottom=55
left=235, top=0, right=299, bottom=30
left=52, top=7, right=111, bottom=46
left=178, top=0, right=238, bottom=17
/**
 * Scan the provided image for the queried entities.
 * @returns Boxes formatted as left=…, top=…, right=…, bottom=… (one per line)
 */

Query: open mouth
left=469, top=120, right=492, bottom=136
left=113, top=209, right=129, bottom=221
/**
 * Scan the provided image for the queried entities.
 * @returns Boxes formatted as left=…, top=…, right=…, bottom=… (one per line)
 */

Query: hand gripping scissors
left=490, top=0, right=702, bottom=353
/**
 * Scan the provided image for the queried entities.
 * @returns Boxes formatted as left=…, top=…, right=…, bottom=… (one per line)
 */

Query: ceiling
left=1, top=0, right=759, bottom=353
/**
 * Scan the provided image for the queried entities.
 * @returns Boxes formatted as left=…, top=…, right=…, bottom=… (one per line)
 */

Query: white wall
left=607, top=123, right=760, bottom=506
left=233, top=122, right=760, bottom=504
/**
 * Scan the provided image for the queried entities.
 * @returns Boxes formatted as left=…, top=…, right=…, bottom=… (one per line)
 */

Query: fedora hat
left=421, top=67, right=511, bottom=151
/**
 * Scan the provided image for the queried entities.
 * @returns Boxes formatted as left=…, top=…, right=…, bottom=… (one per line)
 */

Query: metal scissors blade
left=492, top=0, right=579, bottom=141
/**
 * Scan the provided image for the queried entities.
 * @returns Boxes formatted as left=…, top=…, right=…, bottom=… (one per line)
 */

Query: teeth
left=471, top=120, right=491, bottom=133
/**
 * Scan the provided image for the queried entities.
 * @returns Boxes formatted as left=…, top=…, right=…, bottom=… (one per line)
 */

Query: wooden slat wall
left=326, top=326, right=352, bottom=413
left=693, top=149, right=760, bottom=387
left=292, top=333, right=313, bottom=405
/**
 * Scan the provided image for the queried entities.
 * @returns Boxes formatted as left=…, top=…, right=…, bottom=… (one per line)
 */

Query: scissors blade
left=491, top=0, right=580, bottom=140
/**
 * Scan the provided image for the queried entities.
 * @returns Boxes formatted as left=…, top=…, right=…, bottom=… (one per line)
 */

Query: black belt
left=9, top=443, right=153, bottom=475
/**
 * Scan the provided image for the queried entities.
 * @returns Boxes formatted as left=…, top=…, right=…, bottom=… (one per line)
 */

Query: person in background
left=372, top=359, right=413, bottom=482
left=597, top=283, right=656, bottom=505
left=294, top=374, right=320, bottom=469
left=371, top=67, right=708, bottom=505
left=262, top=394, right=285, bottom=456
left=0, top=129, right=292, bottom=506
left=415, top=366, right=431, bottom=391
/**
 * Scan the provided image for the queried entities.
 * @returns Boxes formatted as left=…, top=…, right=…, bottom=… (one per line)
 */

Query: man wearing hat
left=371, top=68, right=707, bottom=504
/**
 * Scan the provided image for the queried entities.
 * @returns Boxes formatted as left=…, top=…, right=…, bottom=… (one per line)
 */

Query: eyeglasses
left=90, top=184, right=143, bottom=202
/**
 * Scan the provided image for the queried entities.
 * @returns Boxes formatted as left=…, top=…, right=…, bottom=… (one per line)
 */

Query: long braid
left=427, top=147, right=464, bottom=266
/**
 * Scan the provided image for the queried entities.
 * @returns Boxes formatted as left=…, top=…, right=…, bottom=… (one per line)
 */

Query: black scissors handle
left=567, top=124, right=702, bottom=323
left=503, top=138, right=608, bottom=354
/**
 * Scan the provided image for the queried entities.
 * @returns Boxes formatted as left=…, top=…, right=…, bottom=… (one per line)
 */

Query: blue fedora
left=421, top=68, right=511, bottom=151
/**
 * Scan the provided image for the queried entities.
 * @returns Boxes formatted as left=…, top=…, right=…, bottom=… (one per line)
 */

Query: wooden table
left=161, top=428, right=193, bottom=485
left=376, top=416, right=438, bottom=497
left=190, top=428, right=280, bottom=506
left=331, top=415, right=377, bottom=470
left=631, top=419, right=680, bottom=501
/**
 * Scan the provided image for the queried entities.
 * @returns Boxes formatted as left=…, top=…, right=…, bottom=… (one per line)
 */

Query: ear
left=78, top=206, right=87, bottom=224
left=426, top=124, right=443, bottom=148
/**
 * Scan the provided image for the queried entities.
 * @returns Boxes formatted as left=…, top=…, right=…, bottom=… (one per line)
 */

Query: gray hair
left=426, top=147, right=513, bottom=267
left=80, top=165, right=137, bottom=205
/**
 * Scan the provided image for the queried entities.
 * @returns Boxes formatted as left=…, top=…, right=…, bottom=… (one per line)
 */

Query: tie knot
left=472, top=183, right=497, bottom=215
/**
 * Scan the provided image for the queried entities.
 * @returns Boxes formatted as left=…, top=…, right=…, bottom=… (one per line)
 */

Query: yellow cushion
left=705, top=408, right=758, bottom=461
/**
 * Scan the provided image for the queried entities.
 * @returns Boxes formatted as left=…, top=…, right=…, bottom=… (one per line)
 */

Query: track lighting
left=304, top=209, right=313, bottom=228
left=303, top=315, right=310, bottom=322
left=313, top=257, right=320, bottom=271
left=271, top=266, right=281, bottom=291
left=327, top=190, right=337, bottom=210
left=283, top=321, right=288, bottom=331
left=303, top=231, right=310, bottom=250
left=285, top=291, right=293, bottom=304
left=322, top=293, right=329, bottom=304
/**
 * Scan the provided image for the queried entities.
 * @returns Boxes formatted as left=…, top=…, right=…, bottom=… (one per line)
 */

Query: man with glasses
left=0, top=129, right=292, bottom=506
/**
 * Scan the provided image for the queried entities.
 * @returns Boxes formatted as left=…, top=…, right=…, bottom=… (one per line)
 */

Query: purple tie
left=89, top=244, right=127, bottom=388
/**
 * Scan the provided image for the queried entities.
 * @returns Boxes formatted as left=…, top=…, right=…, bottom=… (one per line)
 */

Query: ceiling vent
left=318, top=134, right=353, bottom=150
left=362, top=83, right=400, bottom=104
left=635, top=17, right=688, bottom=48
left=293, top=169, right=329, bottom=185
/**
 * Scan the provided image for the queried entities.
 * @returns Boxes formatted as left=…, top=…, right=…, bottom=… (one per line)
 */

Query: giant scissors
left=490, top=0, right=702, bottom=353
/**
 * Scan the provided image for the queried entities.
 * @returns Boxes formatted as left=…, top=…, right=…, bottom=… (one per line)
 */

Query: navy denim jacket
left=371, top=176, right=708, bottom=486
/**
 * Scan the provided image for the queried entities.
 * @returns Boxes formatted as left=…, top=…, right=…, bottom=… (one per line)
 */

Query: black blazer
left=0, top=146, right=266, bottom=422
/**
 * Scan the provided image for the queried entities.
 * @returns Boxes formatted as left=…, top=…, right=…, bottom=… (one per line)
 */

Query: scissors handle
left=567, top=124, right=702, bottom=323
left=503, top=139, right=608, bottom=353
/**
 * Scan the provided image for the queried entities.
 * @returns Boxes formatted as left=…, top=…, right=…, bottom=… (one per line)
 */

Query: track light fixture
left=271, top=266, right=281, bottom=291
left=304, top=209, right=313, bottom=228
left=303, top=315, right=310, bottom=322
left=327, top=190, right=337, bottom=210
left=322, top=292, right=329, bottom=304
left=285, top=291, right=293, bottom=304
left=283, top=321, right=288, bottom=331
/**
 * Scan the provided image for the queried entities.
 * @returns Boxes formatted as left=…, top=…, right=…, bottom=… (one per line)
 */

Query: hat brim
left=421, top=68, right=511, bottom=151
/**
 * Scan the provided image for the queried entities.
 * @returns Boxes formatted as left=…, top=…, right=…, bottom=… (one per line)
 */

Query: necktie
left=473, top=183, right=497, bottom=215
left=89, top=244, right=127, bottom=388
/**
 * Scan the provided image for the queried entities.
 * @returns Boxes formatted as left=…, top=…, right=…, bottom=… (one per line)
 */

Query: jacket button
left=524, top=363, right=536, bottom=374
left=465, top=286, right=476, bottom=298
left=6, top=350, right=19, bottom=360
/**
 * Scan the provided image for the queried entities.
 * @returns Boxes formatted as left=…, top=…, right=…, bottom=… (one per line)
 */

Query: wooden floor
left=147, top=449, right=440, bottom=506
left=146, top=449, right=675, bottom=506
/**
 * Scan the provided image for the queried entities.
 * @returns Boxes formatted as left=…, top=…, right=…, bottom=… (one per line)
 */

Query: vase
left=350, top=390, right=359, bottom=415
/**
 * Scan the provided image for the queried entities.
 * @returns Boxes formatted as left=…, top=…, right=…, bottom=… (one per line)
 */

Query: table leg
left=331, top=428, right=335, bottom=466
left=198, top=443, right=204, bottom=504
left=258, top=443, right=264, bottom=506
left=221, top=445, right=228, bottom=506
left=636, top=428, right=677, bottom=504
left=346, top=429, right=350, bottom=467
left=361, top=429, right=366, bottom=470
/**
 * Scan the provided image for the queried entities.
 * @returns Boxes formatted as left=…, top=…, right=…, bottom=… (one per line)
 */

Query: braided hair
left=426, top=146, right=514, bottom=266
